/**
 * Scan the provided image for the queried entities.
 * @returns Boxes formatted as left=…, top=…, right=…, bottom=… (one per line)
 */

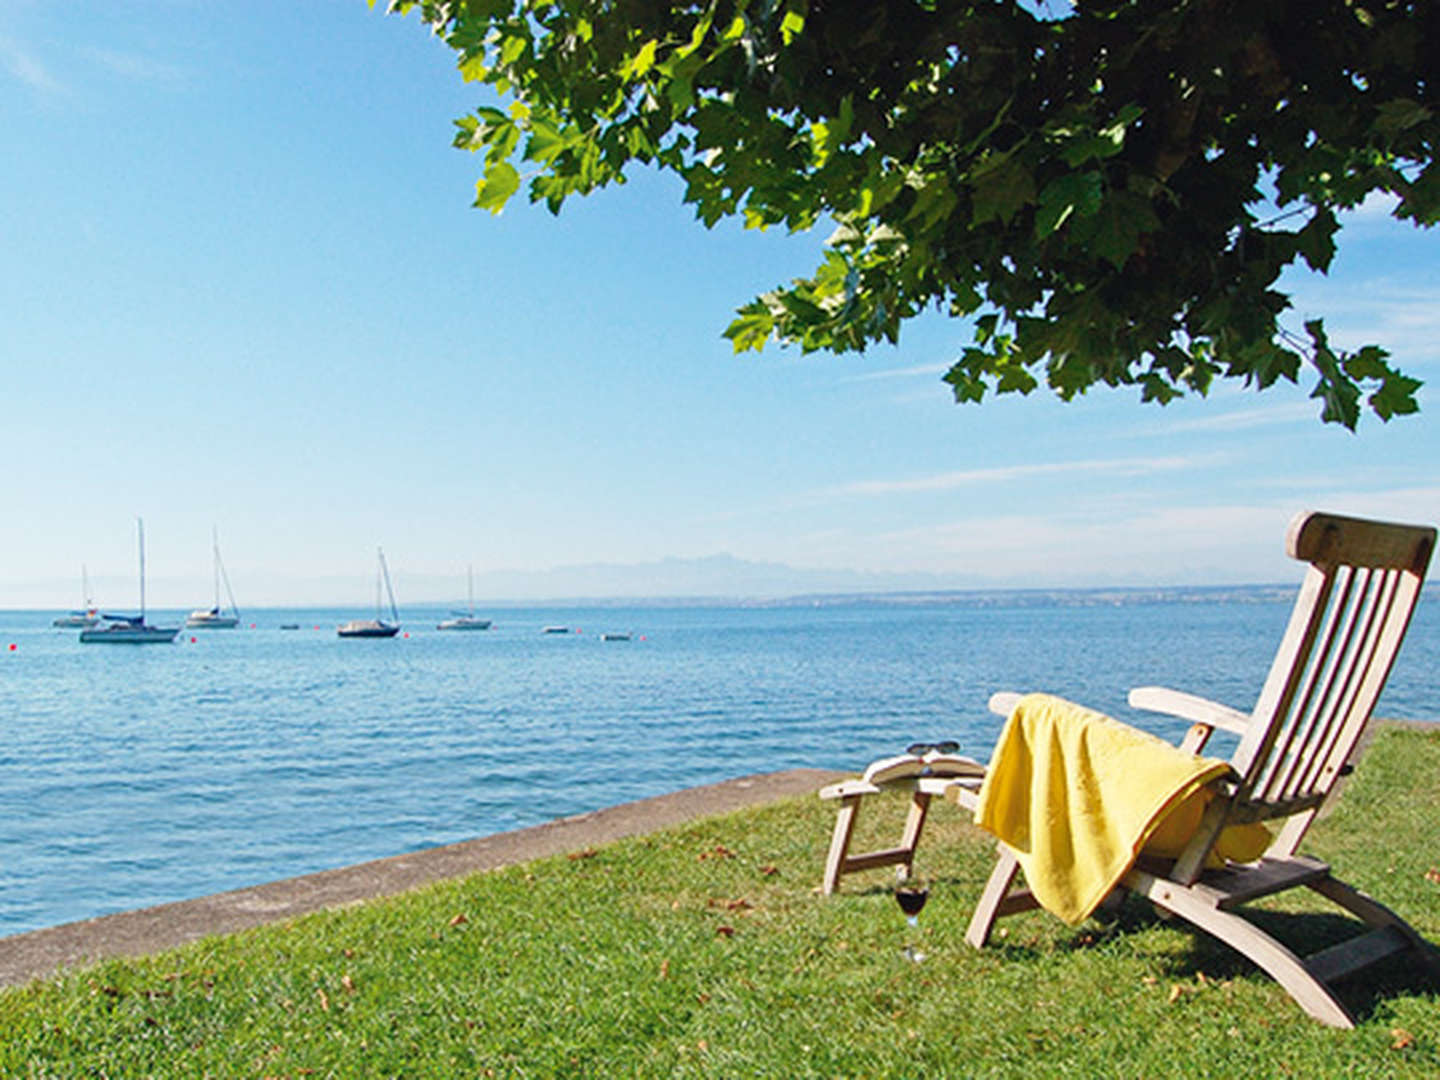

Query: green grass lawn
left=3, top=725, right=1438, bottom=1077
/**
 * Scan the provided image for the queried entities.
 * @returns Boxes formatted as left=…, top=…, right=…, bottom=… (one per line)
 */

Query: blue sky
left=3, top=1, right=1437, bottom=608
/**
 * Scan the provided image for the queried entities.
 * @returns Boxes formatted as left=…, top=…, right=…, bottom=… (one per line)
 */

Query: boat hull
left=186, top=613, right=240, bottom=628
left=80, top=625, right=179, bottom=644
left=53, top=613, right=99, bottom=628
left=437, top=617, right=492, bottom=631
left=337, top=619, right=400, bottom=638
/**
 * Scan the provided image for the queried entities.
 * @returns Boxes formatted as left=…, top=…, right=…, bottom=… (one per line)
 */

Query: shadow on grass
left=1048, top=897, right=1440, bottom=1024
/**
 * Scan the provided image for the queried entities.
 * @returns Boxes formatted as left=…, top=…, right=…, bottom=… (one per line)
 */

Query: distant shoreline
left=0, top=581, right=1307, bottom=613
left=6, top=579, right=1434, bottom=614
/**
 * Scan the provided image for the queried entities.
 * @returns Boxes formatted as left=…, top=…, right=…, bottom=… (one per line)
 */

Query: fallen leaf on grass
left=698, top=845, right=734, bottom=861
left=759, top=864, right=780, bottom=877
left=1167, top=984, right=1187, bottom=1004
left=449, top=913, right=469, bottom=927
left=658, top=958, right=670, bottom=980
left=1424, top=868, right=1440, bottom=886
left=317, top=988, right=330, bottom=1013
left=340, top=975, right=355, bottom=994
left=715, top=925, right=735, bottom=938
left=1392, top=1028, right=1415, bottom=1050
left=707, top=897, right=753, bottom=912
left=568, top=848, right=598, bottom=861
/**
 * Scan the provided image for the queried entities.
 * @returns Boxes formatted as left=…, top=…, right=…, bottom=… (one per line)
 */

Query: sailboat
left=338, top=547, right=401, bottom=638
left=437, top=565, right=492, bottom=631
left=53, top=565, right=100, bottom=627
left=186, top=527, right=241, bottom=628
left=80, top=519, right=180, bottom=644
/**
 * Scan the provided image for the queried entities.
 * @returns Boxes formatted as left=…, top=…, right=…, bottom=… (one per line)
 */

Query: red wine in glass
left=896, top=884, right=930, bottom=925
left=896, top=878, right=930, bottom=962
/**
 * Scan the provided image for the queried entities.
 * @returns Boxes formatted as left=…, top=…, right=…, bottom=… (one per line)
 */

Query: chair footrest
left=1307, top=925, right=1413, bottom=985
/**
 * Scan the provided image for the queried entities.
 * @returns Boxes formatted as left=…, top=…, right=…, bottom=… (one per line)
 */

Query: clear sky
left=3, top=2, right=1437, bottom=609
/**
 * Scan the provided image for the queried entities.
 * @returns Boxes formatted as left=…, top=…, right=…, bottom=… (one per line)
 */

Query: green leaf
left=725, top=303, right=776, bottom=353
left=780, top=9, right=806, bottom=46
left=970, top=158, right=1036, bottom=226
left=1076, top=192, right=1160, bottom=267
left=1370, top=372, right=1423, bottom=420
left=1343, top=344, right=1392, bottom=381
left=524, top=117, right=570, bottom=163
left=622, top=39, right=658, bottom=79
left=1034, top=172, right=1102, bottom=239
left=1295, top=209, right=1338, bottom=273
left=499, top=32, right=528, bottom=66
left=1373, top=98, right=1432, bottom=136
left=474, top=161, right=521, bottom=214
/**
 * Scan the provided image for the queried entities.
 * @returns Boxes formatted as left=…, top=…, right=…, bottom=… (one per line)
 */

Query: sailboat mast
left=378, top=547, right=400, bottom=624
left=137, top=517, right=146, bottom=620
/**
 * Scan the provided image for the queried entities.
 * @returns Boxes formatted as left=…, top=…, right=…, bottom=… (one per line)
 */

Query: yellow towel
left=974, top=693, right=1268, bottom=924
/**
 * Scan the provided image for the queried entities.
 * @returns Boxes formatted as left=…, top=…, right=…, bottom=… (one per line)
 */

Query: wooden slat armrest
left=819, top=778, right=882, bottom=800
left=988, top=691, right=1024, bottom=717
left=1127, top=686, right=1251, bottom=736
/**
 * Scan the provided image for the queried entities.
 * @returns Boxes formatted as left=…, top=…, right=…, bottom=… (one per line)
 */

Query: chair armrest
left=1127, top=686, right=1250, bottom=736
left=988, top=691, right=1024, bottom=717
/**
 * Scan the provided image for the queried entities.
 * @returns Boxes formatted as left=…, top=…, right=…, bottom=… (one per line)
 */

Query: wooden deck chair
left=820, top=750, right=985, bottom=894
left=958, top=510, right=1438, bottom=1028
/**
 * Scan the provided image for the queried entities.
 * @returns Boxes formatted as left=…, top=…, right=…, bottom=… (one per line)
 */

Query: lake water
left=2, top=588, right=1436, bottom=937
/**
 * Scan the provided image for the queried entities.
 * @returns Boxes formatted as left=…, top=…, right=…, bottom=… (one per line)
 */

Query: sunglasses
left=906, top=740, right=960, bottom=756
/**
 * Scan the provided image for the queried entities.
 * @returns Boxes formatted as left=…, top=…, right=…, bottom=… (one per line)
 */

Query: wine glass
left=894, top=868, right=930, bottom=962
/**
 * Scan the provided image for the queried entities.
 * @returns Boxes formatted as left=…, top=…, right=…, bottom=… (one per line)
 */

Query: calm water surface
left=2, top=590, right=1436, bottom=936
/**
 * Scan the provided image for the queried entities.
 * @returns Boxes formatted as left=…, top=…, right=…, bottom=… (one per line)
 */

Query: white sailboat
left=437, top=565, right=492, bottom=631
left=338, top=547, right=401, bottom=638
left=80, top=519, right=180, bottom=644
left=53, top=565, right=100, bottom=627
left=186, top=527, right=241, bottom=628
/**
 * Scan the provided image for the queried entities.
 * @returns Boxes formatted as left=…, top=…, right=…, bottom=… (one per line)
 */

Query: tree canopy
left=385, top=0, right=1435, bottom=427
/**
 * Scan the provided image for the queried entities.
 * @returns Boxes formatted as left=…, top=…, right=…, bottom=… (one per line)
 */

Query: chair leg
left=822, top=789, right=936, bottom=894
left=1125, top=868, right=1356, bottom=1028
left=822, top=795, right=862, bottom=895
left=966, top=846, right=1022, bottom=948
left=1308, top=875, right=1440, bottom=980
left=895, top=790, right=932, bottom=882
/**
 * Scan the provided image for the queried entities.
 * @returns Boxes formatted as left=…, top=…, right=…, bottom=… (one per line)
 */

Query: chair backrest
left=1229, top=511, right=1434, bottom=850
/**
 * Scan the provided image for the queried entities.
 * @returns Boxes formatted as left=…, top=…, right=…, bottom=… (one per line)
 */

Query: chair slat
left=1264, top=566, right=1372, bottom=803
left=1294, top=569, right=1400, bottom=795
left=1232, top=566, right=1332, bottom=797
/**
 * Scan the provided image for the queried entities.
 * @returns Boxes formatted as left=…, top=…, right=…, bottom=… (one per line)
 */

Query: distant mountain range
left=11, top=552, right=1344, bottom=610
left=407, top=553, right=973, bottom=604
